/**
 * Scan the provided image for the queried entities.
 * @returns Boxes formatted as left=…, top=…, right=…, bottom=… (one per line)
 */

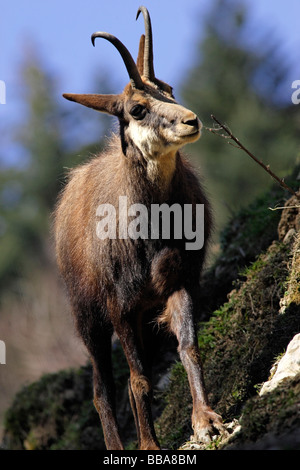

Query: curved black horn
left=136, top=6, right=155, bottom=81
left=91, top=32, right=144, bottom=89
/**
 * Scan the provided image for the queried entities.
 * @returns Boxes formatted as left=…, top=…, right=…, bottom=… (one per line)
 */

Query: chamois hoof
left=191, top=409, right=228, bottom=444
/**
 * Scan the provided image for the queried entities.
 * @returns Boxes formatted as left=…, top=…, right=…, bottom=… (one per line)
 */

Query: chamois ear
left=136, top=34, right=145, bottom=75
left=63, top=93, right=123, bottom=117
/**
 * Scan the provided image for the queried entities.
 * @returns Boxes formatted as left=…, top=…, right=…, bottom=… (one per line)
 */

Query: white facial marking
left=128, top=120, right=176, bottom=186
left=128, top=121, right=160, bottom=159
left=126, top=94, right=201, bottom=187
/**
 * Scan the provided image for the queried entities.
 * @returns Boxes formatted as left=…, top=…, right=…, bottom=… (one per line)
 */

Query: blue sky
left=1, top=0, right=300, bottom=163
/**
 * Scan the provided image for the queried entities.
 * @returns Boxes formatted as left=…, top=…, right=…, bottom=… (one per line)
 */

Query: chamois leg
left=74, top=307, right=124, bottom=450
left=112, top=315, right=160, bottom=450
left=166, top=289, right=225, bottom=443
left=128, top=377, right=141, bottom=447
left=91, top=343, right=124, bottom=450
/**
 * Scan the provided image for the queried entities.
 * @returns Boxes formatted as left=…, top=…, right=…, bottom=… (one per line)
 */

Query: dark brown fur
left=55, top=11, right=225, bottom=449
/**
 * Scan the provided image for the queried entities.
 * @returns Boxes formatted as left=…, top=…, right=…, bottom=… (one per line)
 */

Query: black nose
left=184, top=118, right=199, bottom=129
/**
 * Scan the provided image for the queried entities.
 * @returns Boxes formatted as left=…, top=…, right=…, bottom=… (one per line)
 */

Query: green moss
left=220, top=170, right=299, bottom=256
left=3, top=342, right=130, bottom=450
left=156, top=237, right=300, bottom=446
left=221, top=195, right=279, bottom=252
left=281, top=232, right=300, bottom=309
left=155, top=362, right=191, bottom=449
left=231, top=373, right=300, bottom=448
left=202, top=241, right=299, bottom=416
left=198, top=171, right=299, bottom=323
left=3, top=366, right=103, bottom=450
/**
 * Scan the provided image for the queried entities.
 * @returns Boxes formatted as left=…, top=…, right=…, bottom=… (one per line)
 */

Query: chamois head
left=63, top=6, right=201, bottom=160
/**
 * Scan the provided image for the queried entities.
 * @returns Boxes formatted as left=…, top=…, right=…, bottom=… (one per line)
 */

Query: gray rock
left=260, top=333, right=300, bottom=396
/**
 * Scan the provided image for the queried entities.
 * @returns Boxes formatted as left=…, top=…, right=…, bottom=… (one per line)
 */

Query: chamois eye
left=130, top=104, right=147, bottom=120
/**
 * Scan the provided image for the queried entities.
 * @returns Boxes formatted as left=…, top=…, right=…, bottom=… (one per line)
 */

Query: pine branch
left=205, top=115, right=300, bottom=201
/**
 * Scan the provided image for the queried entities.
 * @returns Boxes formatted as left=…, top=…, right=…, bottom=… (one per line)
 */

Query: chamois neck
left=123, top=148, right=178, bottom=199
left=119, top=129, right=177, bottom=196
left=143, top=150, right=177, bottom=189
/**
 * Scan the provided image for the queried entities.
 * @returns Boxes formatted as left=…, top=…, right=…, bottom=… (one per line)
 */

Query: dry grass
left=0, top=268, right=87, bottom=439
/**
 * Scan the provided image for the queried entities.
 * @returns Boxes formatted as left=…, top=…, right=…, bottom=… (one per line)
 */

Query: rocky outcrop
left=156, top=186, right=300, bottom=450
left=259, top=334, right=300, bottom=396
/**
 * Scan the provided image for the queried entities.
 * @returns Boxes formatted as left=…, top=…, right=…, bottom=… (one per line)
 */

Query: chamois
left=55, top=6, right=224, bottom=450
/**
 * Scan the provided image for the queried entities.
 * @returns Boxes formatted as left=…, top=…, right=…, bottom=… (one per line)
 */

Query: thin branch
left=206, top=115, right=300, bottom=201
left=268, top=205, right=300, bottom=211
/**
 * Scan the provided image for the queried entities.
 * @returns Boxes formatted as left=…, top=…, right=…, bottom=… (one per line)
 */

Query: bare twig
left=268, top=205, right=300, bottom=211
left=205, top=115, right=300, bottom=201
